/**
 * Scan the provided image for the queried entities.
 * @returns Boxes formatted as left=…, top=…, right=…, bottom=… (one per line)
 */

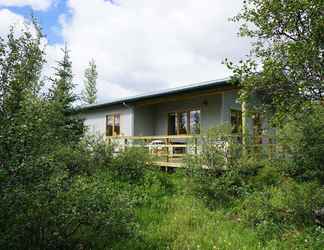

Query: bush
left=112, top=147, right=153, bottom=183
left=186, top=125, right=245, bottom=206
left=0, top=168, right=136, bottom=250
left=186, top=124, right=277, bottom=207
left=53, top=135, right=113, bottom=176
left=234, top=179, right=324, bottom=241
left=278, top=104, right=324, bottom=183
left=0, top=137, right=135, bottom=250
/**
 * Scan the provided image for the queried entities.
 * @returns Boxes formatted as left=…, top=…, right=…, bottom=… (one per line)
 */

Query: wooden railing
left=106, top=135, right=197, bottom=167
left=106, top=135, right=280, bottom=168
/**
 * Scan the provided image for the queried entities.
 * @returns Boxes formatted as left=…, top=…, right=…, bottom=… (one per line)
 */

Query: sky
left=0, top=0, right=251, bottom=102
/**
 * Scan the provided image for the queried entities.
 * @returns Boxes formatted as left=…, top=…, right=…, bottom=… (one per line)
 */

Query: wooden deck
left=106, top=134, right=278, bottom=168
left=106, top=135, right=197, bottom=168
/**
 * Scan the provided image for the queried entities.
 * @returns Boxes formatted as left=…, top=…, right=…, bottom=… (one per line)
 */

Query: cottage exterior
left=79, top=78, right=269, bottom=166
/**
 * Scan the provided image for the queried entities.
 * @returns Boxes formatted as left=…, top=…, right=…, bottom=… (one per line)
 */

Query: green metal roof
left=80, top=77, right=233, bottom=111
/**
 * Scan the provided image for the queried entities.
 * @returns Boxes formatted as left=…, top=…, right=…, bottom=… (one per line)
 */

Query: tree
left=0, top=23, right=134, bottom=249
left=50, top=44, right=76, bottom=112
left=49, top=44, right=84, bottom=145
left=0, top=21, right=46, bottom=175
left=82, top=59, right=98, bottom=104
left=226, top=0, right=324, bottom=122
left=0, top=23, right=45, bottom=118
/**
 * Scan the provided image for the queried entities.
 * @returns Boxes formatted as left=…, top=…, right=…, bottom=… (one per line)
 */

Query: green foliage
left=82, top=59, right=98, bottom=104
left=50, top=44, right=75, bottom=110
left=186, top=125, right=247, bottom=206
left=112, top=147, right=153, bottom=183
left=235, top=179, right=324, bottom=240
left=0, top=25, right=45, bottom=117
left=186, top=118, right=324, bottom=246
left=53, top=136, right=113, bottom=176
left=0, top=23, right=134, bottom=249
left=48, top=44, right=84, bottom=145
left=278, top=104, right=324, bottom=182
left=226, top=0, right=324, bottom=122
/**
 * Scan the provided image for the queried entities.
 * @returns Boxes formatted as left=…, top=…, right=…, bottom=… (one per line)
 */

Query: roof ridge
left=80, top=77, right=231, bottom=110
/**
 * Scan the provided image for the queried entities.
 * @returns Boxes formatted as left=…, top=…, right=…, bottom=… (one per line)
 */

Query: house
left=79, top=78, right=270, bottom=167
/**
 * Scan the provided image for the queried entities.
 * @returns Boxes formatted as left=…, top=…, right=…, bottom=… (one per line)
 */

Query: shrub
left=53, top=135, right=113, bottom=176
left=278, top=104, right=324, bottom=183
left=186, top=125, right=249, bottom=207
left=112, top=147, right=153, bottom=183
left=0, top=168, right=136, bottom=250
left=234, top=179, right=324, bottom=241
left=0, top=136, right=132, bottom=250
left=132, top=169, right=176, bottom=207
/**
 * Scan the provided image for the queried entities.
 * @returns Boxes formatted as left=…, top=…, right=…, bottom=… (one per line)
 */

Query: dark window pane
left=230, top=110, right=242, bottom=142
left=114, top=114, right=120, bottom=135
left=178, top=112, right=188, bottom=134
left=190, top=110, right=200, bottom=134
left=168, top=112, right=177, bottom=135
left=253, top=113, right=262, bottom=144
left=106, top=115, right=113, bottom=136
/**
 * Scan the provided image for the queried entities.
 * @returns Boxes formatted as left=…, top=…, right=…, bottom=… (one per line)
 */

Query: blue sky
left=0, top=0, right=250, bottom=101
left=0, top=1, right=68, bottom=44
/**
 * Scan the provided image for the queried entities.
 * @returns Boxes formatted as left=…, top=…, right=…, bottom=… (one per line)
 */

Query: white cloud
left=0, top=8, right=25, bottom=35
left=0, top=0, right=252, bottom=102
left=0, top=0, right=53, bottom=11
left=59, top=0, right=251, bottom=101
left=0, top=8, right=56, bottom=92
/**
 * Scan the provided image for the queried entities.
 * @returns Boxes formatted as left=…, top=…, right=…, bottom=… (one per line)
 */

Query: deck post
left=124, top=138, right=128, bottom=151
left=166, top=138, right=169, bottom=163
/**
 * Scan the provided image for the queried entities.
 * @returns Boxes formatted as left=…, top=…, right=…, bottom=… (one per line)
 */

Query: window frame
left=106, top=113, right=121, bottom=136
left=230, top=109, right=243, bottom=143
left=167, top=108, right=201, bottom=135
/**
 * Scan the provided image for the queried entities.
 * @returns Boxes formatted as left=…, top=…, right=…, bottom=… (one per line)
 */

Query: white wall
left=133, top=106, right=155, bottom=136
left=222, top=89, right=241, bottom=122
left=81, top=105, right=134, bottom=137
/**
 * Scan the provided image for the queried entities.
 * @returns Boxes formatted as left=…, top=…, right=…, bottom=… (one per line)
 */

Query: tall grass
left=111, top=171, right=323, bottom=250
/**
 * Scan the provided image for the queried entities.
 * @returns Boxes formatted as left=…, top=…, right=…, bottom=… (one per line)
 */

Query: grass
left=111, top=170, right=324, bottom=250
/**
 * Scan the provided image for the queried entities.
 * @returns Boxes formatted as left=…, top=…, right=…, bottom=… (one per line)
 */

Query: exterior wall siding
left=82, top=105, right=134, bottom=137
left=81, top=89, right=269, bottom=138
left=133, top=106, right=155, bottom=136
left=138, top=93, right=223, bottom=136
left=222, top=89, right=241, bottom=122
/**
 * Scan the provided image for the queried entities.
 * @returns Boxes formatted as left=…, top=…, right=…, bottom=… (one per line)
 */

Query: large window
left=106, top=114, right=120, bottom=136
left=190, top=110, right=201, bottom=134
left=230, top=109, right=242, bottom=142
left=252, top=113, right=262, bottom=144
left=168, top=112, right=177, bottom=135
left=168, top=109, right=201, bottom=135
left=178, top=111, right=188, bottom=134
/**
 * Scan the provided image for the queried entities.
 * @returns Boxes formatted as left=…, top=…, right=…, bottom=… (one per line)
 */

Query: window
left=178, top=111, right=188, bottom=134
left=168, top=109, right=201, bottom=135
left=106, top=114, right=120, bottom=136
left=114, top=114, right=120, bottom=135
left=230, top=109, right=242, bottom=142
left=252, top=113, right=262, bottom=144
left=190, top=110, right=201, bottom=134
left=168, top=112, right=177, bottom=135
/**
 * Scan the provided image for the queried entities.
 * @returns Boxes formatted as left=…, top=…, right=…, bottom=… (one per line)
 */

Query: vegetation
left=82, top=59, right=98, bottom=104
left=225, top=0, right=323, bottom=122
left=0, top=23, right=133, bottom=249
left=1, top=1, right=323, bottom=248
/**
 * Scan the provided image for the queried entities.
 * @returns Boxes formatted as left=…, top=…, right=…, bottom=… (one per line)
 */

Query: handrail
left=106, top=135, right=194, bottom=140
left=106, top=134, right=279, bottom=168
